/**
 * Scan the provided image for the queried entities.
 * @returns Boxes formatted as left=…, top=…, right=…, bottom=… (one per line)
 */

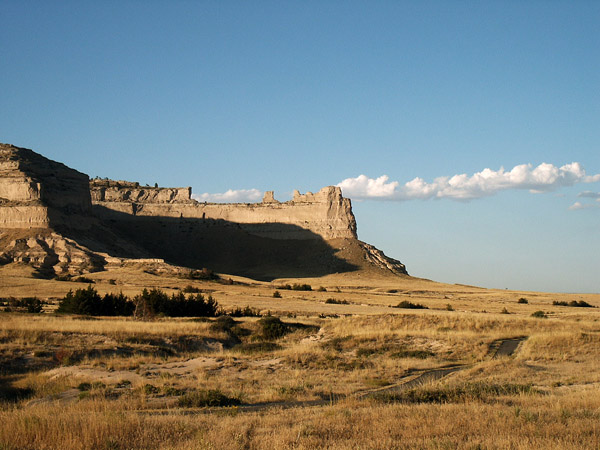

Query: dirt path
left=356, top=336, right=528, bottom=401
left=490, top=337, right=527, bottom=358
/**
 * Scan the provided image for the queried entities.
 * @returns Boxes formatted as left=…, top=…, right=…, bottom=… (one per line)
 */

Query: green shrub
left=317, top=286, right=327, bottom=292
left=258, top=316, right=289, bottom=340
left=177, top=389, right=241, bottom=407
left=531, top=310, right=547, bottom=318
left=143, top=384, right=160, bottom=395
left=325, top=298, right=349, bottom=305
left=182, top=285, right=202, bottom=293
left=272, top=290, right=282, bottom=298
left=6, top=297, right=44, bottom=313
left=292, top=283, right=312, bottom=291
left=133, top=289, right=219, bottom=318
left=74, top=276, right=94, bottom=283
left=228, top=306, right=261, bottom=317
left=553, top=300, right=594, bottom=308
left=517, top=297, right=528, bottom=304
left=393, top=300, right=428, bottom=309
left=57, top=286, right=134, bottom=316
left=233, top=342, right=282, bottom=354
left=210, top=316, right=236, bottom=333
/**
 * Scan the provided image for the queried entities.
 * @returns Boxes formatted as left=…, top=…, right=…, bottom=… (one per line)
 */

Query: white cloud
left=578, top=191, right=600, bottom=199
left=192, top=188, right=263, bottom=203
left=337, top=162, right=600, bottom=201
left=568, top=201, right=599, bottom=211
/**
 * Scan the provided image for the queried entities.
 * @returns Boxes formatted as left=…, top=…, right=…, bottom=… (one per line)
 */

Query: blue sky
left=2, top=1, right=599, bottom=293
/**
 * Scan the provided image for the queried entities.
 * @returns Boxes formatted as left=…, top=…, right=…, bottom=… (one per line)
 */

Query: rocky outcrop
left=0, top=230, right=106, bottom=276
left=0, top=144, right=93, bottom=229
left=90, top=179, right=191, bottom=204
left=0, top=143, right=407, bottom=279
left=359, top=242, right=407, bottom=276
left=90, top=184, right=358, bottom=241
left=0, top=144, right=132, bottom=275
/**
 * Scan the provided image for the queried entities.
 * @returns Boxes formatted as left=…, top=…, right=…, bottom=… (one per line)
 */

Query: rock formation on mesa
left=90, top=180, right=357, bottom=241
left=0, top=143, right=407, bottom=279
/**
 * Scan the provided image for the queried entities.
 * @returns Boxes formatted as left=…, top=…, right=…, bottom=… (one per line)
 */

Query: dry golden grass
left=2, top=262, right=600, bottom=449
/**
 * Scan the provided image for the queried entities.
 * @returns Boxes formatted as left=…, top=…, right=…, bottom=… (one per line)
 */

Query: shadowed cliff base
left=89, top=205, right=360, bottom=281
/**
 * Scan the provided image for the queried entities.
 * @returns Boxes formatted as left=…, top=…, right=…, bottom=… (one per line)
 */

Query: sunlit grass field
left=1, top=263, right=600, bottom=449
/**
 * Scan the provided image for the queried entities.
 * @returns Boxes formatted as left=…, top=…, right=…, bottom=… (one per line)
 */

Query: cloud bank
left=338, top=162, right=600, bottom=201
left=569, top=201, right=600, bottom=211
left=578, top=191, right=600, bottom=199
left=192, top=188, right=263, bottom=203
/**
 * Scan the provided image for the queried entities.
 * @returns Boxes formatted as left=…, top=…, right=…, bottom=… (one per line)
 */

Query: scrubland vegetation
left=1, top=269, right=600, bottom=449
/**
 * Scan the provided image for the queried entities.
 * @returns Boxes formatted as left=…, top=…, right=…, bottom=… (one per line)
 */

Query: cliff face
left=90, top=182, right=358, bottom=241
left=0, top=143, right=407, bottom=279
left=0, top=144, right=93, bottom=229
left=91, top=180, right=191, bottom=204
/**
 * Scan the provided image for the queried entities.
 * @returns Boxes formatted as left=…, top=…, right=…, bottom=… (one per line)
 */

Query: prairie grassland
left=2, top=389, right=600, bottom=449
left=1, top=265, right=600, bottom=449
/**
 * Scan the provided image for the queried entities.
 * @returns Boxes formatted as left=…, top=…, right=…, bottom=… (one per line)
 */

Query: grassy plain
left=1, top=262, right=600, bottom=449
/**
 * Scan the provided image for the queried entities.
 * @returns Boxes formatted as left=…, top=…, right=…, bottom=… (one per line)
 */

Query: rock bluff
left=0, top=144, right=92, bottom=229
left=90, top=181, right=358, bottom=241
left=0, top=143, right=407, bottom=278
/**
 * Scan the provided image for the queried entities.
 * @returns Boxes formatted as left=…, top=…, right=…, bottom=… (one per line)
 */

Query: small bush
left=143, top=384, right=160, bottom=395
left=228, top=306, right=261, bottom=317
left=259, top=316, right=289, bottom=340
left=501, top=307, right=510, bottom=314
left=210, top=316, right=236, bottom=333
left=74, top=276, right=94, bottom=283
left=272, top=290, right=282, bottom=298
left=393, top=300, right=428, bottom=310
left=77, top=382, right=92, bottom=391
left=54, top=274, right=72, bottom=281
left=182, top=285, right=202, bottom=293
left=517, top=297, right=528, bottom=304
left=292, top=283, right=312, bottom=291
left=177, top=389, right=241, bottom=407
left=317, top=286, right=327, bottom=292
left=233, top=342, right=282, bottom=354
left=445, top=304, right=454, bottom=311
left=553, top=300, right=594, bottom=308
left=6, top=297, right=44, bottom=313
left=325, top=298, right=349, bottom=305
left=531, top=310, right=547, bottom=318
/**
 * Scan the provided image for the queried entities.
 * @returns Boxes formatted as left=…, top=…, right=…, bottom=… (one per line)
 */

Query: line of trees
left=57, top=286, right=219, bottom=318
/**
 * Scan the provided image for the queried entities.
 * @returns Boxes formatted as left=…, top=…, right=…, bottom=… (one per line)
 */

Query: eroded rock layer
left=0, top=143, right=407, bottom=279
left=90, top=181, right=358, bottom=241
left=0, top=144, right=92, bottom=229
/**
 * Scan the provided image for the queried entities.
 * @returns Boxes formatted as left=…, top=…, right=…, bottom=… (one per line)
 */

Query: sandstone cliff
left=90, top=182, right=357, bottom=241
left=0, top=143, right=407, bottom=279
left=0, top=144, right=92, bottom=229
